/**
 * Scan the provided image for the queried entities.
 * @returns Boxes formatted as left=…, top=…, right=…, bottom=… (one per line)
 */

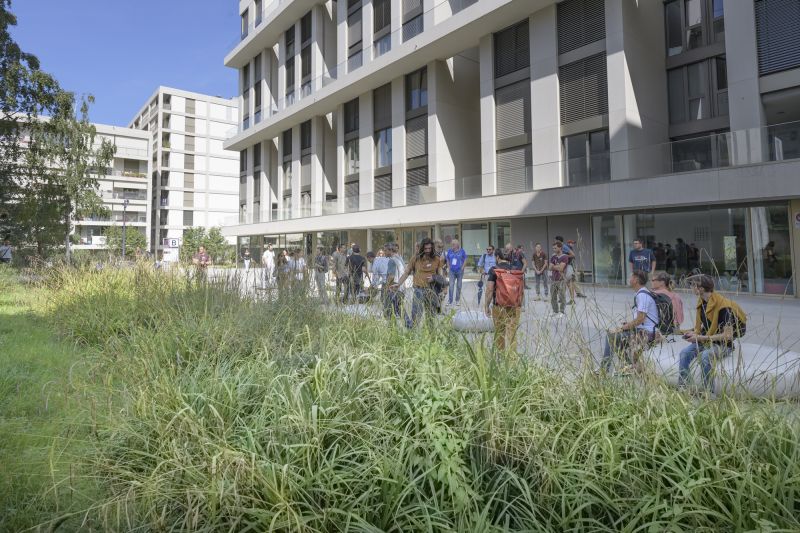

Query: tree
left=180, top=227, right=233, bottom=264
left=104, top=224, right=147, bottom=258
left=0, top=1, right=114, bottom=259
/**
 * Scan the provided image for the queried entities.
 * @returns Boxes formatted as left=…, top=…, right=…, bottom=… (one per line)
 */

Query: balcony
left=224, top=120, right=800, bottom=227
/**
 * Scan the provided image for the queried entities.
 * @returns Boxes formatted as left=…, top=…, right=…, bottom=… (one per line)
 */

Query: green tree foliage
left=180, top=227, right=231, bottom=263
left=104, top=225, right=147, bottom=258
left=0, top=0, right=114, bottom=259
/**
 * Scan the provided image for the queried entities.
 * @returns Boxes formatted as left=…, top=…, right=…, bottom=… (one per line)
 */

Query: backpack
left=494, top=268, right=524, bottom=308
left=638, top=290, right=675, bottom=335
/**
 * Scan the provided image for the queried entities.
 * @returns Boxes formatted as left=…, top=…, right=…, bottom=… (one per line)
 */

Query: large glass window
left=667, top=57, right=728, bottom=124
left=461, top=222, right=488, bottom=261
left=664, top=0, right=724, bottom=56
left=345, top=139, right=360, bottom=176
left=406, top=68, right=428, bottom=111
left=375, top=128, right=392, bottom=168
left=562, top=130, right=610, bottom=186
left=751, top=205, right=793, bottom=295
left=592, top=215, right=624, bottom=285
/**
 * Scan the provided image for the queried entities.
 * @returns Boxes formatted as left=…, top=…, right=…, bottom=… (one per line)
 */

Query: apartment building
left=128, top=87, right=240, bottom=254
left=71, top=125, right=151, bottom=250
left=223, top=0, right=800, bottom=296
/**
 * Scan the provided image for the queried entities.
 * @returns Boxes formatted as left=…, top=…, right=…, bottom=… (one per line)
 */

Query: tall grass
left=24, top=266, right=800, bottom=530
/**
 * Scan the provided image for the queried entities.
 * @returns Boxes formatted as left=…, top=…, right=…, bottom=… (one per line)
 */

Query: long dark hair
left=417, top=238, right=435, bottom=260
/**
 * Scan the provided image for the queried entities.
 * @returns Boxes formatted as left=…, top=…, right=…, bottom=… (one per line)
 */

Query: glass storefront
left=371, top=229, right=397, bottom=250
left=594, top=203, right=793, bottom=295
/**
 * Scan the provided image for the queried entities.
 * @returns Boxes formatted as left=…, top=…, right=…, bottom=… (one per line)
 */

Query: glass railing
left=229, top=0, right=484, bottom=135
left=114, top=147, right=149, bottom=158
left=224, top=119, right=800, bottom=227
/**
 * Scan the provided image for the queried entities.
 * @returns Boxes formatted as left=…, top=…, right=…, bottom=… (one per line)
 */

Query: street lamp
left=122, top=198, right=129, bottom=259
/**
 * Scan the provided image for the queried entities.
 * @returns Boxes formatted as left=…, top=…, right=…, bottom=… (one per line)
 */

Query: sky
left=9, top=0, right=240, bottom=126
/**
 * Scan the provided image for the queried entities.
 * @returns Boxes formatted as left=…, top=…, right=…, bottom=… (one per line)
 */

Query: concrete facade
left=222, top=0, right=800, bottom=296
left=128, top=87, right=239, bottom=253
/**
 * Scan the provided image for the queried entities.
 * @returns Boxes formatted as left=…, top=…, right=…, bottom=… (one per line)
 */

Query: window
left=185, top=98, right=195, bottom=114
left=375, top=173, right=392, bottom=209
left=301, top=121, right=311, bottom=151
left=755, top=0, right=800, bottom=75
left=667, top=57, right=728, bottom=124
left=559, top=53, right=608, bottom=124
left=185, top=136, right=195, bottom=151
left=375, top=34, right=391, bottom=57
left=562, top=129, right=610, bottom=186
left=670, top=130, right=730, bottom=171
left=253, top=142, right=261, bottom=167
left=285, top=27, right=295, bottom=99
left=184, top=208, right=195, bottom=224
left=184, top=173, right=194, bottom=189
left=375, top=128, right=392, bottom=168
left=374, top=0, right=391, bottom=56
left=301, top=12, right=312, bottom=43
left=184, top=154, right=194, bottom=170
left=406, top=68, right=428, bottom=111
left=557, top=0, right=605, bottom=55
left=282, top=129, right=292, bottom=160
left=494, top=21, right=530, bottom=78
left=403, top=0, right=423, bottom=41
left=664, top=0, right=725, bottom=57
left=495, top=80, right=530, bottom=140
left=345, top=139, right=360, bottom=176
left=405, top=116, right=426, bottom=159
left=255, top=0, right=263, bottom=26
left=348, top=3, right=363, bottom=72
left=344, top=98, right=359, bottom=134
left=240, top=149, right=248, bottom=173
left=241, top=9, right=249, bottom=39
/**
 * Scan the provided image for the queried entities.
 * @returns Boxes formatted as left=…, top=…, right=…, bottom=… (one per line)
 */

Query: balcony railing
left=225, top=120, right=800, bottom=226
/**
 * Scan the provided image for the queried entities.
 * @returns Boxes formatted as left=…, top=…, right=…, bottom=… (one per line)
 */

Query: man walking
left=383, top=243, right=405, bottom=321
left=313, top=246, right=330, bottom=303
left=549, top=241, right=569, bottom=317
left=483, top=249, right=524, bottom=352
left=445, top=239, right=467, bottom=306
left=531, top=243, right=549, bottom=301
left=192, top=245, right=211, bottom=283
left=476, top=245, right=497, bottom=305
left=393, top=238, right=444, bottom=328
left=332, top=244, right=348, bottom=301
left=599, top=270, right=658, bottom=375
left=344, top=244, right=367, bottom=303
left=261, top=244, right=275, bottom=286
left=629, top=238, right=656, bottom=279
left=678, top=275, right=746, bottom=392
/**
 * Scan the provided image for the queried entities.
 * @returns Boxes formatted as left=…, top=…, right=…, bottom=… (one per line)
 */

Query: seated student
left=599, top=270, right=657, bottom=375
left=650, top=271, right=684, bottom=329
left=678, top=274, right=746, bottom=393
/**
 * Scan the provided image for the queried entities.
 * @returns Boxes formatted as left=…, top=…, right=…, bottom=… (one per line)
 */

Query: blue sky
left=10, top=0, right=239, bottom=126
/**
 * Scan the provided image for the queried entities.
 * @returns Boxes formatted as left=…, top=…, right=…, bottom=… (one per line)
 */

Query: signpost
left=162, top=238, right=181, bottom=263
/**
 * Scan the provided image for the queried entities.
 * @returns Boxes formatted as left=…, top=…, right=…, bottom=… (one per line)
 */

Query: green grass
left=0, top=268, right=103, bottom=531
left=2, top=265, right=800, bottom=531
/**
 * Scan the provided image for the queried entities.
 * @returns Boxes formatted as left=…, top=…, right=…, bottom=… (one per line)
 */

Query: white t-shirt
left=633, top=288, right=658, bottom=333
left=262, top=249, right=275, bottom=266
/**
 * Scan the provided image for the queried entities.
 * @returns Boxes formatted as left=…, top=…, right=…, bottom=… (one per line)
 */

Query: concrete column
left=362, top=0, right=374, bottom=65
left=428, top=59, right=455, bottom=202
left=322, top=0, right=338, bottom=82
left=335, top=104, right=346, bottom=213
left=390, top=0, right=402, bottom=50
left=530, top=7, right=562, bottom=189
left=277, top=135, right=286, bottom=218
left=366, top=228, right=373, bottom=253
left=269, top=137, right=279, bottom=221
left=294, top=21, right=302, bottom=99
left=336, top=0, right=347, bottom=72
left=359, top=90, right=374, bottom=211
left=311, top=5, right=325, bottom=92
left=726, top=2, right=766, bottom=165
left=277, top=34, right=287, bottom=111
left=246, top=143, right=255, bottom=224
left=311, top=117, right=325, bottom=214
left=292, top=125, right=301, bottom=218
left=479, top=34, right=496, bottom=196
left=391, top=76, right=406, bottom=207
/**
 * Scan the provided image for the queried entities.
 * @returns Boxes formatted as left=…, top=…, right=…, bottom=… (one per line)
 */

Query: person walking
left=261, top=244, right=275, bottom=286
left=0, top=239, right=12, bottom=265
left=445, top=239, right=467, bottom=306
left=383, top=243, right=405, bottom=321
left=476, top=245, right=497, bottom=305
left=192, top=245, right=211, bottom=283
left=531, top=243, right=549, bottom=301
left=483, top=249, right=524, bottom=352
left=599, top=270, right=658, bottom=375
left=629, top=238, right=656, bottom=279
left=313, top=246, right=330, bottom=303
left=393, top=238, right=444, bottom=328
left=332, top=244, right=348, bottom=302
left=678, top=274, right=746, bottom=393
left=549, top=241, right=569, bottom=317
left=344, top=245, right=368, bottom=303
left=242, top=247, right=252, bottom=274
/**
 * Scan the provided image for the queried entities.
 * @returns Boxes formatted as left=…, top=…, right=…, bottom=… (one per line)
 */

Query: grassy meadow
left=1, top=265, right=799, bottom=531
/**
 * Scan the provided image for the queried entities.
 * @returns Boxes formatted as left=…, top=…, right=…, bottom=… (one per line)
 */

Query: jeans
left=343, top=276, right=362, bottom=303
left=477, top=274, right=487, bottom=304
left=601, top=329, right=653, bottom=372
left=406, top=287, right=438, bottom=328
left=550, top=281, right=566, bottom=313
left=678, top=343, right=732, bottom=392
left=315, top=271, right=328, bottom=302
left=335, top=275, right=348, bottom=301
left=534, top=272, right=549, bottom=296
left=382, top=288, right=403, bottom=320
left=448, top=269, right=464, bottom=304
left=492, top=306, right=521, bottom=352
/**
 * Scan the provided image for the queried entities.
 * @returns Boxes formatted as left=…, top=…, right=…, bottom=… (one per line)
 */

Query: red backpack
left=494, top=268, right=524, bottom=308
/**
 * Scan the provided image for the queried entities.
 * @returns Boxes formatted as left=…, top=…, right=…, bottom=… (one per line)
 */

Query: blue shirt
left=445, top=248, right=467, bottom=274
left=629, top=248, right=656, bottom=273
left=478, top=252, right=497, bottom=274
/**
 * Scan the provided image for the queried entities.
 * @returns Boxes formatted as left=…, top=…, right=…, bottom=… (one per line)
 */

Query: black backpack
left=637, top=290, right=676, bottom=335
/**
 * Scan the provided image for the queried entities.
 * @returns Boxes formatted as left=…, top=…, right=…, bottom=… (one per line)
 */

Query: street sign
left=162, top=238, right=181, bottom=248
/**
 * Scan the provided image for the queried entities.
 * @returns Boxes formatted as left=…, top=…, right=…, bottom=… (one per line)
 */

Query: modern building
left=128, top=87, right=240, bottom=255
left=222, top=0, right=800, bottom=296
left=71, top=124, right=151, bottom=251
